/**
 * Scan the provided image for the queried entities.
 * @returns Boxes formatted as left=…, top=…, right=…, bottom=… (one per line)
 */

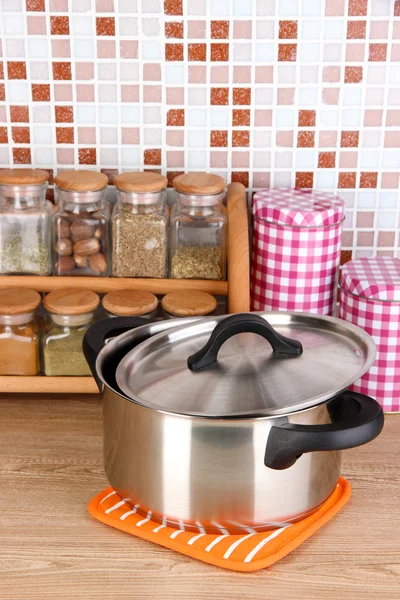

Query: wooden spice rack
left=0, top=182, right=250, bottom=394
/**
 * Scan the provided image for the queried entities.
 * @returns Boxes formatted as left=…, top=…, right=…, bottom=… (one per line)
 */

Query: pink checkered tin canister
left=251, top=189, right=345, bottom=315
left=340, top=257, right=400, bottom=413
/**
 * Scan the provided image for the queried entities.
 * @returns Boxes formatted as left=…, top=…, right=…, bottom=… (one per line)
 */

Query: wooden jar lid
left=114, top=172, right=168, bottom=193
left=54, top=170, right=108, bottom=192
left=103, top=290, right=158, bottom=316
left=0, top=287, right=41, bottom=315
left=162, top=290, right=217, bottom=317
left=44, top=288, right=100, bottom=315
left=173, top=172, right=226, bottom=195
left=0, top=168, right=49, bottom=185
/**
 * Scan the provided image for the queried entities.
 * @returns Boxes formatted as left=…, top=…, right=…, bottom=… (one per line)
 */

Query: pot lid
left=341, top=257, right=400, bottom=302
left=253, top=188, right=344, bottom=228
left=116, top=312, right=376, bottom=418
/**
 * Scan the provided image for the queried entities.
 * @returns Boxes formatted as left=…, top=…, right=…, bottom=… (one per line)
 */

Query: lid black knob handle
left=187, top=313, right=303, bottom=372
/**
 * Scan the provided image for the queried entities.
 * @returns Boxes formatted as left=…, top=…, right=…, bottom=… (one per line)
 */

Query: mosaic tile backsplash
left=0, top=0, right=400, bottom=260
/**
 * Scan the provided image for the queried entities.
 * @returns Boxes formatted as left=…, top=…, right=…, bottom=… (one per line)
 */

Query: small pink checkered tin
left=340, top=257, right=400, bottom=413
left=251, top=188, right=344, bottom=315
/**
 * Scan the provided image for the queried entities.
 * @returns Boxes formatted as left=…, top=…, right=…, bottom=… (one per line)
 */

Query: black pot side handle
left=83, top=316, right=148, bottom=389
left=264, top=392, right=384, bottom=470
left=187, top=313, right=303, bottom=372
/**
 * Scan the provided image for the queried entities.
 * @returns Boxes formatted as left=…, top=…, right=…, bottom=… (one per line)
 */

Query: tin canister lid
left=253, top=188, right=344, bottom=227
left=341, top=257, right=400, bottom=302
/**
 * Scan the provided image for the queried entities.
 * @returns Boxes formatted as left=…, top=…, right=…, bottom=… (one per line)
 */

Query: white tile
left=143, top=106, right=161, bottom=124
left=188, top=88, right=207, bottom=105
left=72, top=0, right=93, bottom=11
left=119, top=17, right=138, bottom=36
left=3, top=0, right=23, bottom=10
left=299, top=43, right=320, bottom=62
left=278, top=0, right=298, bottom=16
left=0, top=148, right=10, bottom=165
left=323, top=43, right=342, bottom=62
left=274, top=151, right=293, bottom=168
left=256, top=0, right=275, bottom=16
left=253, top=131, right=272, bottom=148
left=320, top=109, right=339, bottom=126
left=98, top=63, right=117, bottom=80
left=27, top=39, right=48, bottom=59
left=7, top=81, right=29, bottom=103
left=119, top=0, right=138, bottom=12
left=233, top=0, right=253, bottom=16
left=188, top=130, right=207, bottom=148
left=72, top=16, right=93, bottom=36
left=377, top=212, right=396, bottom=229
left=358, top=192, right=377, bottom=209
left=99, top=84, right=118, bottom=102
left=77, top=104, right=96, bottom=124
left=368, top=66, right=387, bottom=84
left=296, top=150, right=315, bottom=169
left=256, top=21, right=274, bottom=39
left=362, top=131, right=381, bottom=148
left=143, top=128, right=162, bottom=144
left=210, top=0, right=229, bottom=16
left=100, top=148, right=118, bottom=164
left=253, top=150, right=271, bottom=168
left=273, top=172, right=292, bottom=187
left=366, top=88, right=385, bottom=105
left=315, top=171, right=336, bottom=189
left=371, top=0, right=391, bottom=16
left=324, top=20, right=345, bottom=40
left=343, top=87, right=362, bottom=106
left=255, top=43, right=274, bottom=62
left=74, top=39, right=94, bottom=59
left=5, top=39, right=25, bottom=58
left=276, top=108, right=296, bottom=127
left=33, top=127, right=53, bottom=145
left=302, top=0, right=322, bottom=16
left=120, top=63, right=139, bottom=81
left=340, top=192, right=355, bottom=209
left=300, top=21, right=321, bottom=40
left=188, top=0, right=206, bottom=16
left=121, top=147, right=140, bottom=166
left=278, top=65, right=296, bottom=83
left=34, top=148, right=54, bottom=165
left=165, top=64, right=184, bottom=85
left=210, top=107, right=229, bottom=127
left=255, top=88, right=273, bottom=105
left=298, top=87, right=318, bottom=106
left=141, top=0, right=161, bottom=14
left=100, top=128, right=118, bottom=144
left=360, top=151, right=380, bottom=168
left=388, top=66, right=400, bottom=84
left=382, top=150, right=400, bottom=168
left=187, top=109, right=207, bottom=127
left=33, top=106, right=51, bottom=123
left=234, top=43, right=252, bottom=62
left=30, top=62, right=49, bottom=81
left=300, top=66, right=319, bottom=83
left=141, top=18, right=158, bottom=37
left=341, top=109, right=361, bottom=127
left=142, top=41, right=162, bottom=60
left=121, top=104, right=141, bottom=125
left=379, top=192, right=398, bottom=209
left=188, top=151, right=207, bottom=168
left=3, top=15, right=24, bottom=35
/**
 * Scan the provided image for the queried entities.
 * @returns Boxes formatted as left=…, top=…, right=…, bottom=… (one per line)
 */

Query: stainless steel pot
left=83, top=312, right=384, bottom=534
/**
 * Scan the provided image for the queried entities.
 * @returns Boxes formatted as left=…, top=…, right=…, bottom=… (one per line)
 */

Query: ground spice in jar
left=43, top=288, right=100, bottom=376
left=171, top=246, right=223, bottom=280
left=0, top=287, right=41, bottom=376
left=112, top=172, right=168, bottom=279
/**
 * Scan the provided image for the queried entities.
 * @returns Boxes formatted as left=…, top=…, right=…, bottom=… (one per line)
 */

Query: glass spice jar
left=170, top=172, right=227, bottom=280
left=0, top=287, right=41, bottom=375
left=42, top=288, right=100, bottom=376
left=161, top=290, right=218, bottom=319
left=112, top=172, right=168, bottom=279
left=52, top=170, right=110, bottom=276
left=102, top=289, right=158, bottom=320
left=0, top=168, right=51, bottom=275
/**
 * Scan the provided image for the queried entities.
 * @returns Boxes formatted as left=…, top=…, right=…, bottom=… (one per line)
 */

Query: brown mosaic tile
left=298, top=110, right=316, bottom=127
left=53, top=62, right=72, bottom=80
left=164, top=0, right=183, bottom=15
left=78, top=148, right=96, bottom=165
left=360, top=172, right=378, bottom=188
left=43, top=169, right=54, bottom=185
left=338, top=172, right=357, bottom=188
left=167, top=108, right=184, bottom=126
left=55, top=106, right=73, bottom=123
left=231, top=172, right=249, bottom=187
left=211, top=43, right=229, bottom=62
left=233, top=88, right=251, bottom=105
left=279, top=21, right=298, bottom=39
left=101, top=168, right=118, bottom=185
left=165, top=44, right=184, bottom=61
left=369, top=43, right=387, bottom=62
left=210, top=130, right=228, bottom=147
left=347, top=20, right=366, bottom=39
left=232, top=109, right=250, bottom=127
left=278, top=44, right=297, bottom=62
left=188, top=43, right=207, bottom=61
left=348, top=0, right=368, bottom=16
left=295, top=172, right=313, bottom=188
left=13, top=148, right=31, bottom=165
left=318, top=152, right=336, bottom=168
left=0, top=85, right=5, bottom=102
left=12, top=127, right=30, bottom=144
left=211, top=87, right=229, bottom=105
left=345, top=66, right=363, bottom=83
left=51, top=16, right=69, bottom=35
left=32, top=83, right=50, bottom=101
left=297, top=131, right=315, bottom=148
left=341, top=131, right=359, bottom=147
left=395, top=1, right=400, bottom=16
left=10, top=106, right=29, bottom=123
left=232, top=131, right=250, bottom=147
left=7, top=62, right=27, bottom=80
left=26, top=0, right=45, bottom=9
left=165, top=22, right=184, bottom=38
left=56, top=127, right=74, bottom=144
left=96, top=17, right=115, bottom=36
left=0, top=64, right=3, bottom=80
left=211, top=21, right=229, bottom=39
left=167, top=171, right=184, bottom=187
left=46, top=187, right=54, bottom=203
left=340, top=250, right=353, bottom=266
left=144, top=149, right=162, bottom=165
left=0, top=127, right=8, bottom=144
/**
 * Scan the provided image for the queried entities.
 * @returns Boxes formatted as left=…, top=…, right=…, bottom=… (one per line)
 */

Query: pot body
left=103, top=387, right=341, bottom=534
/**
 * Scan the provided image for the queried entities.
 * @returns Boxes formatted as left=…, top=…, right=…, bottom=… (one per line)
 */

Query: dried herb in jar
left=171, top=246, right=223, bottom=280
left=112, top=206, right=167, bottom=278
left=0, top=219, right=50, bottom=275
left=43, top=327, right=92, bottom=376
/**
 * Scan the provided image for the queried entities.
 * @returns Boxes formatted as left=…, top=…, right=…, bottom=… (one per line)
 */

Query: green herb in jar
left=171, top=246, right=223, bottom=280
left=43, top=326, right=92, bottom=376
left=1, top=227, right=49, bottom=275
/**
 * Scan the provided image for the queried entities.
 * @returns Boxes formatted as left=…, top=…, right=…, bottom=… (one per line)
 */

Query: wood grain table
left=1, top=394, right=399, bottom=600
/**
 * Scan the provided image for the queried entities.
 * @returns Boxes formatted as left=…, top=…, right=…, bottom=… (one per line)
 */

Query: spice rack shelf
left=0, top=182, right=250, bottom=394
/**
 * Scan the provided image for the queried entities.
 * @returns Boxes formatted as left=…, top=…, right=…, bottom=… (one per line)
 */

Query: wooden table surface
left=1, top=394, right=399, bottom=600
